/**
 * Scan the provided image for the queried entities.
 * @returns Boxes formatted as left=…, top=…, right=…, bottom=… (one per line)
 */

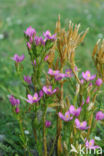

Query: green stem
left=49, top=135, right=57, bottom=156
left=43, top=110, right=47, bottom=156
left=17, top=116, right=31, bottom=156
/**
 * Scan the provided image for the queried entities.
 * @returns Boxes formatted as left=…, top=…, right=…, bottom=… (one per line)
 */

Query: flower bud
left=45, top=120, right=51, bottom=128
left=95, top=78, right=103, bottom=87
left=27, top=42, right=31, bottom=50
left=96, top=111, right=104, bottom=120
left=86, top=96, right=90, bottom=104
left=15, top=107, right=19, bottom=114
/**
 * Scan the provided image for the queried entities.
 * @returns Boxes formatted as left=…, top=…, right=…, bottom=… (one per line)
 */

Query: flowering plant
left=9, top=16, right=104, bottom=156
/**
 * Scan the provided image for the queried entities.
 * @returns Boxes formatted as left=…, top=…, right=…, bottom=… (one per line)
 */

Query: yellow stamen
left=48, top=89, right=51, bottom=92
left=67, top=71, right=70, bottom=75
left=89, top=142, right=92, bottom=146
left=65, top=114, right=69, bottom=119
left=80, top=123, right=83, bottom=126
left=53, top=71, right=56, bottom=74
left=49, top=32, right=51, bottom=36
left=33, top=96, right=37, bottom=100
left=87, top=73, right=90, bottom=77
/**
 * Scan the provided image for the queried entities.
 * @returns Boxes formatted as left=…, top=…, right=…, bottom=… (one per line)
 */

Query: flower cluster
left=24, top=26, right=56, bottom=49
left=48, top=68, right=73, bottom=81
left=9, top=95, right=20, bottom=113
left=26, top=85, right=57, bottom=104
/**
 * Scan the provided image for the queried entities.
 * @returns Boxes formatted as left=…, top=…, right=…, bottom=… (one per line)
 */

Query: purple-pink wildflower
left=27, top=42, right=31, bottom=49
left=24, top=26, right=36, bottom=37
left=74, top=66, right=78, bottom=71
left=75, top=118, right=89, bottom=130
left=39, top=90, right=44, bottom=97
left=42, top=86, right=56, bottom=95
left=34, top=36, right=45, bottom=46
left=80, top=79, right=84, bottom=84
left=26, top=93, right=40, bottom=104
left=9, top=95, right=20, bottom=106
left=65, top=69, right=73, bottom=78
left=95, top=78, right=103, bottom=87
left=11, top=54, right=25, bottom=63
left=81, top=100, right=84, bottom=106
left=85, top=139, right=99, bottom=149
left=58, top=111, right=73, bottom=122
left=45, top=120, right=51, bottom=128
left=69, top=105, right=81, bottom=117
left=9, top=95, right=20, bottom=114
left=15, top=107, right=20, bottom=114
left=29, top=36, right=33, bottom=44
left=24, top=75, right=32, bottom=84
left=48, top=68, right=60, bottom=76
left=43, top=30, right=56, bottom=41
left=55, top=73, right=65, bottom=81
left=82, top=70, right=96, bottom=81
left=96, top=111, right=104, bottom=120
left=86, top=96, right=90, bottom=104
left=44, top=55, right=49, bottom=61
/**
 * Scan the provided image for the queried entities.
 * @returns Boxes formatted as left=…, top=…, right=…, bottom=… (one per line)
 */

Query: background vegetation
left=0, top=0, right=104, bottom=155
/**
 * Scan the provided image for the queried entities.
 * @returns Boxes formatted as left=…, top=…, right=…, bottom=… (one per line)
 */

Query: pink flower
left=74, top=66, right=78, bottom=71
left=9, top=95, right=20, bottom=114
left=34, top=36, right=45, bottom=46
left=11, top=54, right=25, bottom=63
left=29, top=36, right=33, bottom=43
left=69, top=105, right=81, bottom=117
left=44, top=55, right=49, bottom=61
left=82, top=70, right=96, bottom=81
left=31, top=93, right=40, bottom=103
left=9, top=95, right=20, bottom=106
left=58, top=111, right=73, bottom=122
left=43, top=30, right=56, bottom=41
left=24, top=26, right=36, bottom=37
left=75, top=118, right=89, bottom=130
left=24, top=75, right=32, bottom=84
left=39, top=90, right=44, bottom=97
left=27, top=42, right=31, bottom=49
left=96, top=111, right=104, bottom=120
left=55, top=73, right=65, bottom=81
left=48, top=68, right=60, bottom=76
left=85, top=139, right=99, bottom=149
left=86, top=96, right=90, bottom=104
left=43, top=86, right=56, bottom=95
left=45, top=120, right=51, bottom=128
left=80, top=79, right=84, bottom=84
left=15, top=107, right=20, bottom=114
left=95, top=78, right=103, bottom=86
left=26, top=93, right=40, bottom=104
left=65, top=69, right=73, bottom=78
left=81, top=100, right=84, bottom=106
left=48, top=69, right=65, bottom=80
